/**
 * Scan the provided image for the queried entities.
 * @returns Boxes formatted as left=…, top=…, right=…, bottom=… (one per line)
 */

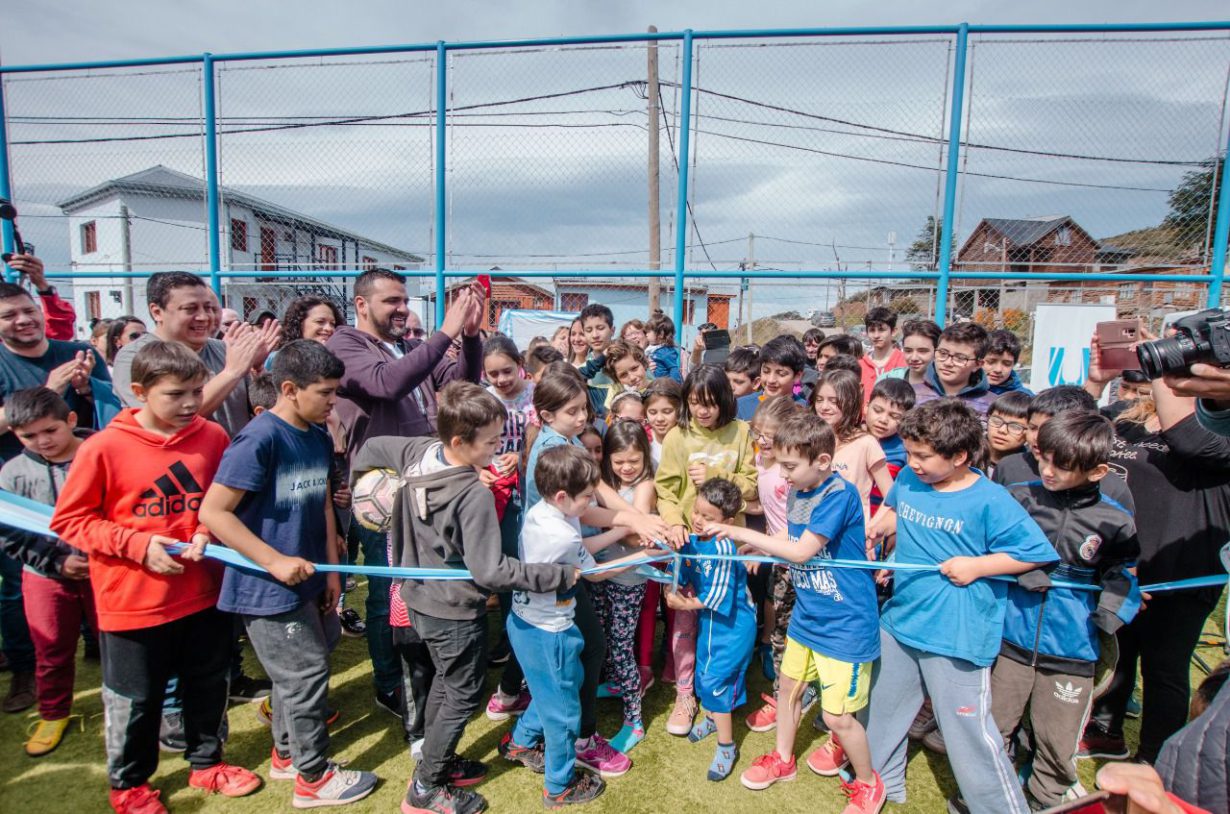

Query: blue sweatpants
left=508, top=612, right=584, bottom=795
left=865, top=629, right=1028, bottom=814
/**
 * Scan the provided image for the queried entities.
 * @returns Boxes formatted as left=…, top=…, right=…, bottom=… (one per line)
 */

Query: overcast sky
left=2, top=0, right=1228, bottom=314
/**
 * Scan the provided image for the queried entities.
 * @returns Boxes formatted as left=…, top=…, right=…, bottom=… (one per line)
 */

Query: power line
left=657, top=86, right=717, bottom=271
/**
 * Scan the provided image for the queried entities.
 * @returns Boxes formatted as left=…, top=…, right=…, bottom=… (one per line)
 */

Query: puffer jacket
left=1001, top=480, right=1141, bottom=676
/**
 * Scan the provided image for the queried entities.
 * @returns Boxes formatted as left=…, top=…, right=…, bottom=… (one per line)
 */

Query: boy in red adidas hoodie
left=51, top=339, right=260, bottom=814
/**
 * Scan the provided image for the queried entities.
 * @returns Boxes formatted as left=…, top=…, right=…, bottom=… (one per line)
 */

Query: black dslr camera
left=1136, top=308, right=1230, bottom=380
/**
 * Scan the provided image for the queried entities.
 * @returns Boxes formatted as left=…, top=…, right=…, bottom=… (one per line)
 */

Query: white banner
left=497, top=309, right=576, bottom=349
left=1028, top=303, right=1116, bottom=392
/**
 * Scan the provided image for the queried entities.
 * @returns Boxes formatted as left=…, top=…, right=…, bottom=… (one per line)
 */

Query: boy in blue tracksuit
left=666, top=478, right=756, bottom=782
left=984, top=330, right=1034, bottom=397
left=994, top=412, right=1140, bottom=809
left=864, top=398, right=1059, bottom=814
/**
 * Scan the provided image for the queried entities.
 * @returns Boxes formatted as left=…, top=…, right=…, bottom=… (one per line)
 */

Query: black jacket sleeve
left=0, top=528, right=67, bottom=576
left=1162, top=414, right=1230, bottom=476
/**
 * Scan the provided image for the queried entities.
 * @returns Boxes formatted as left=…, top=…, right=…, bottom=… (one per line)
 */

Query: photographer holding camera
left=1082, top=326, right=1230, bottom=764
left=1124, top=307, right=1230, bottom=435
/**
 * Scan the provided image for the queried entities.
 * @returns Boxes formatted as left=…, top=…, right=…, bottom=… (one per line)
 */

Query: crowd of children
left=0, top=267, right=1225, bottom=814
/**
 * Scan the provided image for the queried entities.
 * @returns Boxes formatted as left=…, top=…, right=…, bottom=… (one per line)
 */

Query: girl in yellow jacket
left=654, top=363, right=758, bottom=739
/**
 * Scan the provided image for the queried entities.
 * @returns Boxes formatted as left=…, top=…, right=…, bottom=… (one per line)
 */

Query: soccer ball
left=351, top=467, right=405, bottom=532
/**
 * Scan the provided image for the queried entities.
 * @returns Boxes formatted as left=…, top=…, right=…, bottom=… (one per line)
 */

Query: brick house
left=430, top=275, right=555, bottom=332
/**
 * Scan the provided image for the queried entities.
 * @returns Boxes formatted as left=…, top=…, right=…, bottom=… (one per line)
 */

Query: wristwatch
left=36, top=286, right=55, bottom=296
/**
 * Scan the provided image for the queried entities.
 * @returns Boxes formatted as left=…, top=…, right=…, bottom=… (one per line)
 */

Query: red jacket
left=40, top=290, right=77, bottom=342
left=858, top=348, right=908, bottom=403
left=50, top=410, right=229, bottom=632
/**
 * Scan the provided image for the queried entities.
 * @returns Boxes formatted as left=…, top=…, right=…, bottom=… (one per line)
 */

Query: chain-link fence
left=1, top=24, right=1227, bottom=340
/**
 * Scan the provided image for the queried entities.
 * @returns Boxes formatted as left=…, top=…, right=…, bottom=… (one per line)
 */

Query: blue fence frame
left=1, top=21, right=1228, bottom=334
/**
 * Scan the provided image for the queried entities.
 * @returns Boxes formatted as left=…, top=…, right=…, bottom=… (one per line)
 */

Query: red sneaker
left=739, top=751, right=797, bottom=790
left=1076, top=726, right=1129, bottom=760
left=109, top=785, right=167, bottom=814
left=807, top=735, right=849, bottom=777
left=270, top=747, right=297, bottom=781
left=188, top=762, right=263, bottom=797
left=840, top=772, right=887, bottom=814
left=745, top=694, right=777, bottom=732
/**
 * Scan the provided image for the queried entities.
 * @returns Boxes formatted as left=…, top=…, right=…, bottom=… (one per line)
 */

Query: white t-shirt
left=512, top=500, right=595, bottom=632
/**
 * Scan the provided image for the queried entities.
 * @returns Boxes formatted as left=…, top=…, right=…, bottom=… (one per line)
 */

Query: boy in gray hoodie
left=0, top=386, right=94, bottom=756
left=352, top=380, right=577, bottom=814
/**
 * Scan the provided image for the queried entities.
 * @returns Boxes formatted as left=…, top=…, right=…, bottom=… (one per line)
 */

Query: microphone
left=0, top=198, right=28, bottom=264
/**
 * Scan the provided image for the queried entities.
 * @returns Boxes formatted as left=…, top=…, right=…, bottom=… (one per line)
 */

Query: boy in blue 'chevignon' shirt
left=863, top=398, right=1058, bottom=814
left=707, top=413, right=884, bottom=813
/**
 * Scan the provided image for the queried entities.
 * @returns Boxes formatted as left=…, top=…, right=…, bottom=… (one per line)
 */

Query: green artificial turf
left=0, top=585, right=1223, bottom=813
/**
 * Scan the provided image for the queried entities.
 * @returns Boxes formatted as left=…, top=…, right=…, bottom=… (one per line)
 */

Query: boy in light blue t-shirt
left=864, top=398, right=1058, bottom=814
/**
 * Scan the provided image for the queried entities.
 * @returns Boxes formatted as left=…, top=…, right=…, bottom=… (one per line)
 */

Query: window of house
left=230, top=219, right=247, bottom=252
left=561, top=292, right=589, bottom=311
left=393, top=265, right=406, bottom=271
left=362, top=256, right=377, bottom=271
left=1119, top=283, right=1135, bottom=300
left=489, top=299, right=517, bottom=328
left=1055, top=226, right=1072, bottom=246
left=81, top=221, right=97, bottom=254
left=86, top=291, right=101, bottom=320
left=318, top=245, right=339, bottom=271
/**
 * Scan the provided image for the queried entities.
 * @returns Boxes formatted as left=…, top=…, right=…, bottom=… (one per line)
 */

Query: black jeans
left=393, top=624, right=437, bottom=745
left=1091, top=590, right=1221, bottom=762
left=410, top=610, right=487, bottom=788
left=495, top=496, right=525, bottom=697
left=100, top=608, right=231, bottom=788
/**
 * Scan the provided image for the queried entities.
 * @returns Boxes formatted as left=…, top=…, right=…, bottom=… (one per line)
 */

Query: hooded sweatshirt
left=351, top=435, right=574, bottom=621
left=859, top=347, right=908, bottom=402
left=50, top=409, right=228, bottom=632
left=0, top=429, right=91, bottom=579
left=912, top=361, right=998, bottom=422
left=989, top=369, right=1034, bottom=397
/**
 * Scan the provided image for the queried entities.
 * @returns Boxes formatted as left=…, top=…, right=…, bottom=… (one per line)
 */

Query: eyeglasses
left=935, top=348, right=980, bottom=365
left=988, top=416, right=1027, bottom=434
left=754, top=431, right=775, bottom=444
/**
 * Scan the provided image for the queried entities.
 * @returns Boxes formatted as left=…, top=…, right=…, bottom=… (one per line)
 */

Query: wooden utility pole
left=647, top=26, right=662, bottom=313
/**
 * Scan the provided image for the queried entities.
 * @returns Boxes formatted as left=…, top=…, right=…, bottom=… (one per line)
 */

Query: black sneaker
left=159, top=711, right=186, bottom=752
left=376, top=686, right=404, bottom=720
left=403, top=782, right=487, bottom=814
left=445, top=754, right=488, bottom=787
left=487, top=636, right=511, bottom=667
left=498, top=732, right=546, bottom=773
left=946, top=795, right=970, bottom=814
left=543, top=771, right=605, bottom=809
left=339, top=609, right=366, bottom=638
left=229, top=674, right=273, bottom=702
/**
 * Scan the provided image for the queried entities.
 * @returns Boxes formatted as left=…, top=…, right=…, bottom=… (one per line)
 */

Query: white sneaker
left=292, top=763, right=378, bottom=808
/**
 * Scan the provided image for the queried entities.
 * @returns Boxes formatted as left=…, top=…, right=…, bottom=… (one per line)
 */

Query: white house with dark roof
left=57, top=165, right=423, bottom=322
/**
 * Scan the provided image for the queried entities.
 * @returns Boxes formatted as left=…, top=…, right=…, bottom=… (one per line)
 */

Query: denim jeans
left=351, top=523, right=403, bottom=695
left=0, top=554, right=34, bottom=673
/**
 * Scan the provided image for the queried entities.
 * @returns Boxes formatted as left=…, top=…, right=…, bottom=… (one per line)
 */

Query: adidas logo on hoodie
left=134, top=461, right=205, bottom=517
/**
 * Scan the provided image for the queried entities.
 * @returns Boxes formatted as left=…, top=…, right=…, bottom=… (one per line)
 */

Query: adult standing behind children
left=111, top=272, right=276, bottom=438
left=326, top=268, right=483, bottom=720
left=0, top=280, right=109, bottom=463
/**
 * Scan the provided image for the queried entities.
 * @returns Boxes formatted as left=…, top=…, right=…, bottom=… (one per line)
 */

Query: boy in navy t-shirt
left=200, top=340, right=377, bottom=808
left=665, top=478, right=756, bottom=782
left=864, top=398, right=1058, bottom=814
left=709, top=414, right=883, bottom=810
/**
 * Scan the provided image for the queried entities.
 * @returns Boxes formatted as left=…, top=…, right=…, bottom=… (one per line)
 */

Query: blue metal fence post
left=435, top=41, right=447, bottom=326
left=672, top=30, right=694, bottom=345
left=202, top=53, right=222, bottom=296
left=0, top=71, right=14, bottom=282
left=934, top=23, right=969, bottom=326
left=1208, top=130, right=1230, bottom=307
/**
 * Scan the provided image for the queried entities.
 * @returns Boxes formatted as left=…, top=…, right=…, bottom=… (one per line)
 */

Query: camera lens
left=1137, top=334, right=1200, bottom=380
